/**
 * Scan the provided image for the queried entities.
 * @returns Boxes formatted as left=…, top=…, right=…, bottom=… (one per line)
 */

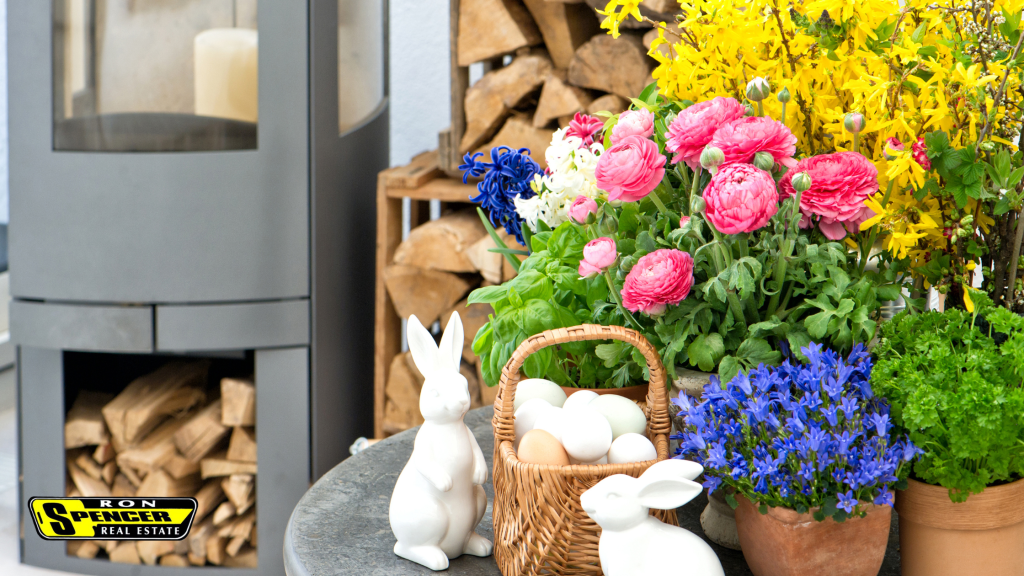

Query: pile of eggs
left=512, top=378, right=657, bottom=466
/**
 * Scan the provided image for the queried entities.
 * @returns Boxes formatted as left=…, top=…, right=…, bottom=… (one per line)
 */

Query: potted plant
left=871, top=294, right=1024, bottom=576
left=675, top=342, right=918, bottom=576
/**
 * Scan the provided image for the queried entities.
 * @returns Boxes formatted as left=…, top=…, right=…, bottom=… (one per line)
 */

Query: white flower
left=515, top=130, right=607, bottom=229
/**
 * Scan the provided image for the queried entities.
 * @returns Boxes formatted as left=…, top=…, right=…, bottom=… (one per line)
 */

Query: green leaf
left=725, top=493, right=738, bottom=510
left=911, top=21, right=927, bottom=43
left=468, top=285, right=509, bottom=304
left=736, top=337, right=782, bottom=366
left=876, top=284, right=903, bottom=301
left=477, top=207, right=520, bottom=272
left=719, top=355, right=741, bottom=383
left=638, top=81, right=659, bottom=104
left=687, top=333, right=725, bottom=372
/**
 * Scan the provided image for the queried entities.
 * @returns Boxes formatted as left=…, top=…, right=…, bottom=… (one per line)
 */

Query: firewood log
left=116, top=413, right=195, bottom=479
left=108, top=542, right=142, bottom=564
left=135, top=469, right=201, bottom=498
left=392, top=211, right=488, bottom=273
left=383, top=265, right=474, bottom=325
left=523, top=0, right=600, bottom=69
left=458, top=0, right=543, bottom=66
left=220, top=377, right=255, bottom=427
left=173, top=400, right=230, bottom=462
left=533, top=71, right=594, bottom=127
left=206, top=535, right=227, bottom=566
left=74, top=452, right=104, bottom=482
left=460, top=53, right=553, bottom=152
left=441, top=300, right=494, bottom=364
left=159, top=554, right=190, bottom=567
left=567, top=33, right=654, bottom=99
left=213, top=502, right=236, bottom=526
left=200, top=452, right=257, bottom=479
left=101, top=462, right=116, bottom=486
left=588, top=93, right=629, bottom=115
left=68, top=541, right=100, bottom=559
left=475, top=116, right=556, bottom=170
left=223, top=546, right=258, bottom=568
left=64, top=391, right=113, bottom=449
left=383, top=352, right=425, bottom=433
left=67, top=456, right=111, bottom=497
left=187, top=518, right=215, bottom=565
left=111, top=474, right=137, bottom=497
left=222, top=474, right=254, bottom=511
left=163, top=452, right=200, bottom=479
left=193, top=479, right=226, bottom=524
left=136, top=540, right=175, bottom=566
left=226, top=427, right=257, bottom=463
left=92, top=442, right=115, bottom=465
left=102, top=361, right=208, bottom=450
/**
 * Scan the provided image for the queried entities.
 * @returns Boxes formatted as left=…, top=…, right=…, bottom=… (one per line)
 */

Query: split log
left=121, top=466, right=142, bottom=488
left=112, top=474, right=136, bottom=497
left=533, top=71, right=594, bottom=127
left=213, top=501, right=236, bottom=526
left=584, top=0, right=679, bottom=27
left=160, top=554, right=190, bottom=567
left=441, top=300, right=494, bottom=364
left=458, top=0, right=543, bottom=66
left=460, top=53, right=553, bottom=152
left=109, top=542, right=142, bottom=564
left=173, top=400, right=230, bottom=462
left=226, top=510, right=256, bottom=556
left=135, top=469, right=201, bottom=498
left=207, top=536, right=228, bottom=566
left=194, top=479, right=226, bottom=524
left=383, top=352, right=425, bottom=433
left=588, top=93, right=629, bottom=115
left=220, top=377, right=256, bottom=427
left=93, top=442, right=115, bottom=465
left=222, top=474, right=254, bottom=511
left=65, top=391, right=113, bottom=449
left=523, top=0, right=600, bottom=69
left=101, top=462, right=116, bottom=485
left=383, top=265, right=474, bottom=325
left=96, top=540, right=117, bottom=554
left=251, top=524, right=258, bottom=548
left=137, top=540, right=175, bottom=566
left=200, top=452, right=258, bottom=479
left=465, top=229, right=521, bottom=285
left=74, top=452, right=104, bottom=482
left=116, top=413, right=194, bottom=479
left=164, top=452, right=200, bottom=479
left=67, top=456, right=111, bottom=497
left=68, top=540, right=100, bottom=559
left=101, top=361, right=208, bottom=450
left=223, top=546, right=258, bottom=568
left=475, top=116, right=556, bottom=169
left=188, top=518, right=216, bottom=565
left=226, top=427, right=257, bottom=463
left=567, top=33, right=654, bottom=99
left=392, top=211, right=487, bottom=273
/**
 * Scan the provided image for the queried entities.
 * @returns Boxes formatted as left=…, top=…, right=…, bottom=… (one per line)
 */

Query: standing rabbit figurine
left=581, top=459, right=725, bottom=576
left=388, top=312, right=493, bottom=571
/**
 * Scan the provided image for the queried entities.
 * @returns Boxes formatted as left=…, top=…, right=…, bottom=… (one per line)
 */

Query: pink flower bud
left=679, top=215, right=691, bottom=228
left=568, top=195, right=599, bottom=224
left=611, top=109, right=655, bottom=144
left=578, top=237, right=618, bottom=278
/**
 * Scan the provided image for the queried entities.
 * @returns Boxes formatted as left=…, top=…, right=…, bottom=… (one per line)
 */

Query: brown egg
left=516, top=429, right=570, bottom=466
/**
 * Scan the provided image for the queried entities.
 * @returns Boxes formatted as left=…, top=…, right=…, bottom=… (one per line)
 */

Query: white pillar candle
left=194, top=28, right=258, bottom=123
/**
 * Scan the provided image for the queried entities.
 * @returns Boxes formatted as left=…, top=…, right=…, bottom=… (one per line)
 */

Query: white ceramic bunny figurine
left=580, top=459, right=725, bottom=576
left=388, top=312, right=493, bottom=571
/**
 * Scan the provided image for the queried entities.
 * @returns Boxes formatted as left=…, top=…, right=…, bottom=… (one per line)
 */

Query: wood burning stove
left=9, top=1, right=388, bottom=574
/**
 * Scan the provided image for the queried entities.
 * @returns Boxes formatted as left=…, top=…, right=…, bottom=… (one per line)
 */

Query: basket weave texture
left=491, top=324, right=679, bottom=576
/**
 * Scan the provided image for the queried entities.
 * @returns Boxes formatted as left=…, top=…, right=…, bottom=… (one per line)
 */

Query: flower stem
left=690, top=166, right=703, bottom=207
left=780, top=101, right=787, bottom=125
left=604, top=269, right=643, bottom=331
left=756, top=101, right=764, bottom=117
left=649, top=188, right=673, bottom=219
left=852, top=132, right=860, bottom=155
left=857, top=180, right=896, bottom=275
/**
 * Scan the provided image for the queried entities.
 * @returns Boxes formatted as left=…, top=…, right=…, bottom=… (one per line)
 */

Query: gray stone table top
left=283, top=407, right=902, bottom=576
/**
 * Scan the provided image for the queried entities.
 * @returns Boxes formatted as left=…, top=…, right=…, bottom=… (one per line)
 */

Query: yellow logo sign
left=29, top=497, right=196, bottom=540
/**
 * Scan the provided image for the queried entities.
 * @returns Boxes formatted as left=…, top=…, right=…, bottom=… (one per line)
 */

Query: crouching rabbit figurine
left=581, top=459, right=724, bottom=576
left=388, top=312, right=493, bottom=571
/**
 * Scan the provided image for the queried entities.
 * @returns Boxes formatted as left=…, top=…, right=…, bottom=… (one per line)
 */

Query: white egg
left=533, top=406, right=566, bottom=443
left=514, top=398, right=553, bottom=449
left=589, top=395, right=647, bottom=440
left=561, top=406, right=613, bottom=462
left=562, top=389, right=599, bottom=411
left=607, top=433, right=658, bottom=464
left=513, top=378, right=568, bottom=411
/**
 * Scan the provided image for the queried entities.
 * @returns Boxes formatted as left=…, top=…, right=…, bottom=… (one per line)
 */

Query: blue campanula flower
left=703, top=474, right=723, bottom=493
left=821, top=404, right=840, bottom=427
left=869, top=412, right=891, bottom=437
left=744, top=396, right=772, bottom=423
left=873, top=489, right=894, bottom=507
left=839, top=396, right=859, bottom=420
left=706, top=440, right=729, bottom=469
left=838, top=491, right=858, bottom=513
left=801, top=391, right=824, bottom=411
left=786, top=414, right=806, bottom=434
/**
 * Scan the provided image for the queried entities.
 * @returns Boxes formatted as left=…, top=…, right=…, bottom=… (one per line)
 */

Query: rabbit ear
left=636, top=477, right=703, bottom=511
left=437, top=311, right=464, bottom=373
left=640, top=458, right=704, bottom=483
left=407, top=315, right=440, bottom=377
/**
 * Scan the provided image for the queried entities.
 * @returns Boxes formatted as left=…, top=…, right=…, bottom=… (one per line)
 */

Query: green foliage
left=871, top=295, right=1024, bottom=502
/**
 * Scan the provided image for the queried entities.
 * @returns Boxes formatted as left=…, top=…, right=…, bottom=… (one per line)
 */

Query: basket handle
left=492, top=324, right=672, bottom=444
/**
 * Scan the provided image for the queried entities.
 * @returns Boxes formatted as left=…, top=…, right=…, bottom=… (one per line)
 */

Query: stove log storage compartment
left=9, top=1, right=389, bottom=575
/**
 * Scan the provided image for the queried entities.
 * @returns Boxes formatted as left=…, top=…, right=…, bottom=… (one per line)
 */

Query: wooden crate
left=374, top=151, right=478, bottom=438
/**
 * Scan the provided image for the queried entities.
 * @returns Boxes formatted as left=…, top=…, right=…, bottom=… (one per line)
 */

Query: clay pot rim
left=896, top=477, right=1024, bottom=530
left=739, top=494, right=891, bottom=525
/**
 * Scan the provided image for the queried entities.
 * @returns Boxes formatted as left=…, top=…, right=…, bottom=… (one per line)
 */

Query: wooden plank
left=440, top=0, right=472, bottom=175
left=380, top=150, right=442, bottom=189
left=374, top=171, right=405, bottom=439
left=385, top=177, right=476, bottom=202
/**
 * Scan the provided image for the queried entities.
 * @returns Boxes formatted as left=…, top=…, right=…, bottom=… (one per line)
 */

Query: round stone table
left=284, top=407, right=903, bottom=575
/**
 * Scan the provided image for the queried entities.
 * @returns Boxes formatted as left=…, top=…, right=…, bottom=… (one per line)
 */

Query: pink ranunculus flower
left=578, top=237, right=618, bottom=278
left=779, top=152, right=879, bottom=241
left=665, top=97, right=746, bottom=169
left=709, top=116, right=798, bottom=169
left=565, top=112, right=606, bottom=148
left=621, top=249, right=695, bottom=315
left=595, top=135, right=667, bottom=202
left=911, top=137, right=931, bottom=170
left=611, top=109, right=655, bottom=144
left=702, top=164, right=780, bottom=234
left=568, top=195, right=599, bottom=224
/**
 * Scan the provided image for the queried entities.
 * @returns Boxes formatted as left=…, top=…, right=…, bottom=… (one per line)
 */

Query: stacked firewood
left=448, top=0, right=677, bottom=170
left=381, top=209, right=528, bottom=434
left=63, top=361, right=258, bottom=568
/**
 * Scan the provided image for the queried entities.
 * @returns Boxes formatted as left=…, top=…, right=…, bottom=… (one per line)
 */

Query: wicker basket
left=491, top=324, right=678, bottom=576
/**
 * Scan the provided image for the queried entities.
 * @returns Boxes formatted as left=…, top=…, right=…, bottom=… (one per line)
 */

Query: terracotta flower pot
left=734, top=496, right=891, bottom=576
left=560, top=384, right=649, bottom=403
left=896, top=478, right=1024, bottom=576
